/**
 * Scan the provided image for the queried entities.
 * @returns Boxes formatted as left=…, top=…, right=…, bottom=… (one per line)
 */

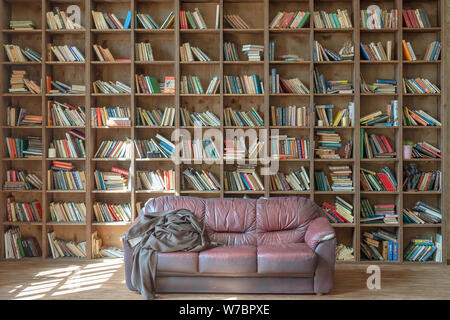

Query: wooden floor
left=0, top=259, right=449, bottom=300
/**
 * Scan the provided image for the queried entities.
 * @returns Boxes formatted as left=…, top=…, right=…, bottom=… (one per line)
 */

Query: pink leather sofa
left=123, top=196, right=336, bottom=295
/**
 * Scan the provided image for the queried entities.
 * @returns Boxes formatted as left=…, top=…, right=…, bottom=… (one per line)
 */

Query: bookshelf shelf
left=0, top=0, right=445, bottom=265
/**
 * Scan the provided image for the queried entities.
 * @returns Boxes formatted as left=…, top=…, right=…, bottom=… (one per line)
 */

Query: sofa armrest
left=305, top=217, right=335, bottom=252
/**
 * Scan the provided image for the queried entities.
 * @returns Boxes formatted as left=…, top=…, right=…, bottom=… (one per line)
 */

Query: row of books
left=403, top=40, right=441, bottom=61
left=46, top=77, right=85, bottom=95
left=270, top=167, right=310, bottom=191
left=180, top=139, right=220, bottom=160
left=48, top=100, right=86, bottom=126
left=224, top=14, right=250, bottom=29
left=270, top=135, right=309, bottom=159
left=313, top=40, right=354, bottom=62
left=269, top=11, right=310, bottom=29
left=135, top=74, right=163, bottom=94
left=180, top=9, right=208, bottom=30
left=402, top=78, right=440, bottom=94
left=360, top=9, right=398, bottom=29
left=47, top=8, right=83, bottom=30
left=315, top=104, right=354, bottom=127
left=92, top=106, right=131, bottom=127
left=313, top=68, right=353, bottom=94
left=6, top=106, right=42, bottom=126
left=403, top=164, right=441, bottom=191
left=91, top=10, right=132, bottom=30
left=403, top=201, right=441, bottom=224
left=404, top=236, right=440, bottom=262
left=93, top=80, right=131, bottom=94
left=49, top=130, right=86, bottom=158
left=271, top=105, right=309, bottom=127
left=94, top=139, right=132, bottom=159
left=3, top=44, right=42, bottom=62
left=360, top=130, right=395, bottom=159
left=361, top=77, right=397, bottom=94
left=224, top=75, right=264, bottom=94
left=9, top=20, right=35, bottom=30
left=180, top=108, right=220, bottom=127
left=180, top=43, right=211, bottom=62
left=135, top=42, right=154, bottom=62
left=48, top=231, right=86, bottom=258
left=224, top=107, right=264, bottom=127
left=270, top=69, right=310, bottom=94
left=134, top=135, right=174, bottom=159
left=360, top=101, right=399, bottom=126
left=182, top=168, right=220, bottom=191
left=6, top=136, right=43, bottom=158
left=136, top=106, right=174, bottom=127
left=136, top=11, right=174, bottom=30
left=321, top=196, right=354, bottom=223
left=314, top=166, right=353, bottom=191
left=360, top=167, right=398, bottom=192
left=6, top=197, right=42, bottom=222
left=224, top=166, right=264, bottom=191
left=9, top=70, right=41, bottom=94
left=48, top=166, right=86, bottom=191
left=50, top=45, right=85, bottom=62
left=4, top=228, right=41, bottom=259
left=360, top=199, right=398, bottom=224
left=93, top=202, right=131, bottom=222
left=94, top=168, right=129, bottom=191
left=336, top=243, right=354, bottom=261
left=180, top=75, right=219, bottom=94
left=137, top=170, right=175, bottom=191
left=402, top=9, right=431, bottom=28
left=223, top=42, right=239, bottom=61
left=412, top=141, right=441, bottom=159
left=93, top=44, right=118, bottom=62
left=360, top=41, right=393, bottom=61
left=49, top=202, right=86, bottom=222
left=403, top=107, right=441, bottom=126
left=223, top=137, right=263, bottom=160
left=312, top=10, right=352, bottom=29
left=3, top=170, right=42, bottom=190
left=361, top=229, right=398, bottom=261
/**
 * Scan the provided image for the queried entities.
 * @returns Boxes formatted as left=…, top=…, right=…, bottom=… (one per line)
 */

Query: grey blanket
left=126, top=209, right=214, bottom=299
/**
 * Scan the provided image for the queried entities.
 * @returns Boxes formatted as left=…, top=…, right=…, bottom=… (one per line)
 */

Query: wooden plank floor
left=0, top=259, right=449, bottom=300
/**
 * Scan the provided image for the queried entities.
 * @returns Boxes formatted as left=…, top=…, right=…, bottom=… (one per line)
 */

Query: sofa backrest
left=142, top=196, right=320, bottom=246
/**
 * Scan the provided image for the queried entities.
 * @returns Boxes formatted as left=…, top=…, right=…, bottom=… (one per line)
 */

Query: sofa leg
left=316, top=293, right=323, bottom=296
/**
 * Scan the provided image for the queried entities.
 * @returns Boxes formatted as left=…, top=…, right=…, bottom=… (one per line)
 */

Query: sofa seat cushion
left=257, top=243, right=317, bottom=274
left=199, top=246, right=257, bottom=273
left=157, top=252, right=198, bottom=273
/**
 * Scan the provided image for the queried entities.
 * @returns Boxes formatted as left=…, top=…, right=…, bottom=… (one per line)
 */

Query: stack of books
left=47, top=8, right=83, bottom=29
left=360, top=129, right=396, bottom=158
left=224, top=166, right=264, bottom=191
left=404, top=236, right=440, bottom=262
left=6, top=196, right=42, bottom=222
left=93, top=80, right=131, bottom=94
left=315, top=130, right=343, bottom=159
left=360, top=41, right=393, bottom=61
left=94, top=139, right=132, bottom=159
left=6, top=106, right=42, bottom=126
left=312, top=10, right=352, bottom=28
left=403, top=201, right=442, bottom=224
left=93, top=202, right=131, bottom=222
left=9, top=70, right=41, bottom=94
left=180, top=139, right=220, bottom=160
left=321, top=197, right=354, bottom=223
left=242, top=45, right=264, bottom=61
left=313, top=40, right=354, bottom=61
left=402, top=9, right=431, bottom=28
left=48, top=100, right=86, bottom=126
left=313, top=69, right=352, bottom=93
left=136, top=11, right=174, bottom=29
left=360, top=167, right=398, bottom=191
left=270, top=167, right=310, bottom=191
left=136, top=107, right=174, bottom=127
left=4, top=227, right=41, bottom=259
left=270, top=135, right=309, bottom=159
left=180, top=108, right=220, bottom=127
left=46, top=77, right=85, bottom=95
left=271, top=105, right=309, bottom=127
left=3, top=170, right=42, bottom=190
left=179, top=9, right=207, bottom=29
left=5, top=136, right=43, bottom=158
left=94, top=168, right=129, bottom=191
left=315, top=104, right=353, bottom=127
left=403, top=78, right=440, bottom=94
left=360, top=101, right=399, bottom=126
left=224, top=42, right=239, bottom=61
left=403, top=164, right=441, bottom=191
left=361, top=77, right=397, bottom=94
left=270, top=69, right=310, bottom=94
left=134, top=134, right=175, bottom=159
left=412, top=141, right=441, bottom=159
left=224, top=14, right=250, bottom=29
left=224, top=74, right=263, bottom=94
left=182, top=168, right=220, bottom=191
left=224, top=107, right=264, bottom=127
left=361, top=229, right=398, bottom=261
left=91, top=10, right=131, bottom=30
left=50, top=45, right=85, bottom=62
left=49, top=202, right=86, bottom=222
left=3, top=45, right=42, bottom=62
left=360, top=8, right=398, bottom=28
left=137, top=170, right=175, bottom=191
left=360, top=198, right=397, bottom=224
left=402, top=40, right=417, bottom=61
left=336, top=243, right=354, bottom=261
left=92, top=106, right=131, bottom=127
left=269, top=11, right=310, bottom=29
left=9, top=20, right=35, bottom=30
left=135, top=42, right=154, bottom=61
left=329, top=166, right=354, bottom=191
left=403, top=107, right=440, bottom=126
left=423, top=41, right=441, bottom=61
left=48, top=161, right=86, bottom=191
left=48, top=232, right=87, bottom=258
left=180, top=43, right=211, bottom=62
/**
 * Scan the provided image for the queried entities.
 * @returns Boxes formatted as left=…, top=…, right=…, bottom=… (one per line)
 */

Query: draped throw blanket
left=126, top=209, right=215, bottom=299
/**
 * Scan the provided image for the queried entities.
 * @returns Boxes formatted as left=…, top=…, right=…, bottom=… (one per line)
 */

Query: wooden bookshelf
left=0, top=0, right=446, bottom=264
